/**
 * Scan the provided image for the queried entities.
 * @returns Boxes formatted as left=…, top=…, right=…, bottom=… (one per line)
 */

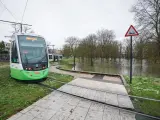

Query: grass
left=58, top=57, right=78, bottom=70
left=0, top=62, right=9, bottom=66
left=124, top=76, right=160, bottom=117
left=49, top=57, right=79, bottom=70
left=49, top=61, right=59, bottom=66
left=0, top=67, right=73, bottom=120
left=42, top=72, right=73, bottom=88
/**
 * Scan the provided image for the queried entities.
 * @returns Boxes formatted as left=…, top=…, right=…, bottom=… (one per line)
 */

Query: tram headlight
left=42, top=65, right=46, bottom=69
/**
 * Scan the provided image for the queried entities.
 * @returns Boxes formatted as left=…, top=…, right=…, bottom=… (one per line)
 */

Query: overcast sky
left=0, top=0, right=136, bottom=49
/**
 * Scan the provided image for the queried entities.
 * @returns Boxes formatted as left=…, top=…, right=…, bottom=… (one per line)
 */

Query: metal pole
left=20, top=23, right=22, bottom=33
left=0, top=19, right=32, bottom=26
left=130, top=36, right=133, bottom=84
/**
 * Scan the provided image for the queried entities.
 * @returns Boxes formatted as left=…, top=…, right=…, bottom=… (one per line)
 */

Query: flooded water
left=77, top=58, right=160, bottom=77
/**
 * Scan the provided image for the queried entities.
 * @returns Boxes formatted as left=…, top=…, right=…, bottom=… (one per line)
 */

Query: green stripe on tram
left=11, top=68, right=49, bottom=80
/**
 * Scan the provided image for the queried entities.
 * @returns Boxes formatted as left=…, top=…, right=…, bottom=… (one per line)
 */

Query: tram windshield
left=18, top=35, right=48, bottom=64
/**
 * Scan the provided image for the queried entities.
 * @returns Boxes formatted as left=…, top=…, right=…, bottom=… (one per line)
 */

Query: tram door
left=10, top=40, right=20, bottom=77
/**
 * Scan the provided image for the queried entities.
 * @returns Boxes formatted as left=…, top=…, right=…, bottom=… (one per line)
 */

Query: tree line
left=0, top=41, right=8, bottom=54
left=62, top=29, right=121, bottom=66
left=62, top=0, right=160, bottom=65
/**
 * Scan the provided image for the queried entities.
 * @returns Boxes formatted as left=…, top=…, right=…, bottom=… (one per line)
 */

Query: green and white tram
left=10, top=33, right=49, bottom=81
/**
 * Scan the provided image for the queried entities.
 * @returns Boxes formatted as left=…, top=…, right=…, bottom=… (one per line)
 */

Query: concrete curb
left=56, top=66, right=127, bottom=85
left=119, top=75, right=127, bottom=86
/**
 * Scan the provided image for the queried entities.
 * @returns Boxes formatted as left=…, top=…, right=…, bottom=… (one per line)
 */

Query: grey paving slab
left=74, top=87, right=88, bottom=96
left=32, top=91, right=64, bottom=109
left=50, top=91, right=64, bottom=97
left=82, top=89, right=97, bottom=100
left=71, top=78, right=99, bottom=89
left=16, top=114, right=34, bottom=120
left=70, top=78, right=128, bottom=95
left=35, top=109, right=57, bottom=120
left=78, top=99, right=92, bottom=109
left=32, top=118, right=43, bottom=120
left=60, top=78, right=133, bottom=109
left=85, top=110, right=103, bottom=120
left=67, top=106, right=89, bottom=120
left=7, top=112, right=23, bottom=120
left=89, top=102, right=104, bottom=112
left=50, top=103, right=76, bottom=120
left=118, top=95, right=134, bottom=109
left=104, top=82, right=128, bottom=95
left=80, top=77, right=122, bottom=85
left=105, top=93, right=118, bottom=106
left=103, top=105, right=120, bottom=120
left=67, top=96, right=82, bottom=106
left=33, top=99, right=51, bottom=109
left=20, top=105, right=35, bottom=114
left=58, top=84, right=74, bottom=93
left=42, top=91, right=62, bottom=100
left=24, top=106, right=45, bottom=118
left=48, top=94, right=72, bottom=111
left=120, top=110, right=136, bottom=120
left=69, top=86, right=83, bottom=95
left=93, top=91, right=106, bottom=102
left=103, top=105, right=136, bottom=120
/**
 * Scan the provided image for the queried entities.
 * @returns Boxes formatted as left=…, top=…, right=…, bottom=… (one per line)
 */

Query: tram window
left=11, top=41, right=19, bottom=63
left=49, top=55, right=52, bottom=59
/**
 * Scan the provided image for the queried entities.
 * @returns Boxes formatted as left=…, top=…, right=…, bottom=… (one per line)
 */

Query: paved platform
left=59, top=78, right=134, bottom=108
left=49, top=66, right=94, bottom=79
left=7, top=77, right=135, bottom=120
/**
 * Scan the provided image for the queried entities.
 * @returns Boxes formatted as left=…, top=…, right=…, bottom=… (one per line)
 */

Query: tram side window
left=11, top=41, right=19, bottom=63
left=49, top=55, right=52, bottom=59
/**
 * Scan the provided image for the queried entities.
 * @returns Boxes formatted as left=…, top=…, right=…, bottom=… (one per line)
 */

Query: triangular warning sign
left=125, top=25, right=139, bottom=37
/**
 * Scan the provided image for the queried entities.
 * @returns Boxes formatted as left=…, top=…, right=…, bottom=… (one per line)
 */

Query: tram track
left=37, top=77, right=160, bottom=120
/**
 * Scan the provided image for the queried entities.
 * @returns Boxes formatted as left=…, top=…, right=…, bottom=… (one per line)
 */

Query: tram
left=10, top=33, right=49, bottom=81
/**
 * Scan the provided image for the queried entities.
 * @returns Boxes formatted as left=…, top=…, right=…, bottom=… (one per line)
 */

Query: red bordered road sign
left=125, top=25, right=139, bottom=37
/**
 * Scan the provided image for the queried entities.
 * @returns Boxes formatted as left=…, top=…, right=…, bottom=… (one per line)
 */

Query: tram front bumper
left=22, top=69, right=49, bottom=80
left=11, top=68, right=49, bottom=80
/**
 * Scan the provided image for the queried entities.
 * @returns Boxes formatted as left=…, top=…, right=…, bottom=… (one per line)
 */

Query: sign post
left=125, top=25, right=139, bottom=84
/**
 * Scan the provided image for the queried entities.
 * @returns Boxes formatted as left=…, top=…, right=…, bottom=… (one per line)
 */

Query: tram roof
left=14, top=33, right=44, bottom=39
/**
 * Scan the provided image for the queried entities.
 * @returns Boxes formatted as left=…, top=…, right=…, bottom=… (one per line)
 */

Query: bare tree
left=134, top=30, right=152, bottom=60
left=62, top=44, right=71, bottom=57
left=63, top=29, right=121, bottom=67
left=65, top=36, right=79, bottom=56
left=97, top=29, right=116, bottom=60
left=85, top=34, right=97, bottom=66
left=65, top=36, right=79, bottom=70
left=131, top=0, right=160, bottom=48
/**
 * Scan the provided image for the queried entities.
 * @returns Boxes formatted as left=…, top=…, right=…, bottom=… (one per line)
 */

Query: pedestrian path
left=49, top=66, right=94, bottom=79
left=49, top=66, right=123, bottom=84
left=59, top=78, right=134, bottom=109
left=7, top=76, right=135, bottom=120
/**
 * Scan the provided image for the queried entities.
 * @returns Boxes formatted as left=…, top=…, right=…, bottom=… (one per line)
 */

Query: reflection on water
left=78, top=59, right=160, bottom=77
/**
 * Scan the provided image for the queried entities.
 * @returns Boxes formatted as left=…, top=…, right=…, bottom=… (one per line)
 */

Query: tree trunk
left=73, top=55, right=75, bottom=70
left=90, top=57, right=93, bottom=66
